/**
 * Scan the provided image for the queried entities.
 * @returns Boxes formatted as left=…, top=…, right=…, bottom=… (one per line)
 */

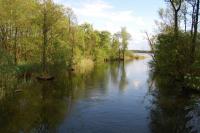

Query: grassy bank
left=74, top=59, right=94, bottom=74
left=125, top=51, right=146, bottom=61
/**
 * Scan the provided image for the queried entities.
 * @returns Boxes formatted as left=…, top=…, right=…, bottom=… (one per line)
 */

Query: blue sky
left=54, top=0, right=166, bottom=50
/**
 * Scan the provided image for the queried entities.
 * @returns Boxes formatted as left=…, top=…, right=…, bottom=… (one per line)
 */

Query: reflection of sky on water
left=59, top=56, right=152, bottom=133
left=126, top=56, right=151, bottom=91
left=132, top=80, right=141, bottom=89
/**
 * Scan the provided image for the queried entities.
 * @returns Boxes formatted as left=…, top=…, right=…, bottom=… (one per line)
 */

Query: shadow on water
left=0, top=56, right=200, bottom=133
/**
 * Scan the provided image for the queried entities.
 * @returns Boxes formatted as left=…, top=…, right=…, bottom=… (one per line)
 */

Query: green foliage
left=184, top=73, right=200, bottom=90
left=0, top=50, right=15, bottom=74
left=110, top=35, right=120, bottom=59
left=120, top=27, right=131, bottom=59
left=153, top=32, right=192, bottom=79
left=0, top=0, right=131, bottom=77
left=152, top=0, right=200, bottom=91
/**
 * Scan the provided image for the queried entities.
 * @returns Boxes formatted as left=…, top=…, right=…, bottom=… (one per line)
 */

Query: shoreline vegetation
left=0, top=0, right=146, bottom=81
left=148, top=0, right=200, bottom=93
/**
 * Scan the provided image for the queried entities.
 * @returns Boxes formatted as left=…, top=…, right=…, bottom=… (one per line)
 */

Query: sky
left=54, top=0, right=166, bottom=50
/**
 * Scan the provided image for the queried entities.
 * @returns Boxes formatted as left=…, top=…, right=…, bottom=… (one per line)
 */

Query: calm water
left=0, top=55, right=200, bottom=133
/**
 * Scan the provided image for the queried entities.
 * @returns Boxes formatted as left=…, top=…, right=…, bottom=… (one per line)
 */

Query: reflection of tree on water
left=148, top=73, right=200, bottom=133
left=110, top=62, right=129, bottom=91
left=110, top=62, right=120, bottom=84
left=0, top=62, right=129, bottom=132
left=119, top=62, right=128, bottom=91
left=0, top=78, right=69, bottom=133
left=109, top=61, right=129, bottom=91
left=0, top=73, right=17, bottom=100
left=32, top=82, right=67, bottom=133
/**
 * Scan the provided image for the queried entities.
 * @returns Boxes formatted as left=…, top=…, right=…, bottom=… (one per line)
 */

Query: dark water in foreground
left=0, top=55, right=200, bottom=133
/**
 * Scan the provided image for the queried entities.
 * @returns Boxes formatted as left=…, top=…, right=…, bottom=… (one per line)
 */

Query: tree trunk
left=169, top=0, right=182, bottom=35
left=14, top=27, right=18, bottom=65
left=174, top=11, right=178, bottom=34
left=191, top=0, right=199, bottom=62
left=118, top=49, right=121, bottom=59
left=193, top=0, right=199, bottom=44
left=71, top=31, right=75, bottom=69
left=191, top=5, right=195, bottom=36
left=123, top=50, right=125, bottom=61
left=42, top=11, right=47, bottom=73
left=184, top=13, right=187, bottom=33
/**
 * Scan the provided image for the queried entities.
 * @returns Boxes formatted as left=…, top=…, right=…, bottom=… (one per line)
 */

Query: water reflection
left=0, top=62, right=122, bottom=133
left=119, top=63, right=128, bottom=91
left=149, top=70, right=200, bottom=133
left=0, top=56, right=200, bottom=133
left=0, top=79, right=68, bottom=133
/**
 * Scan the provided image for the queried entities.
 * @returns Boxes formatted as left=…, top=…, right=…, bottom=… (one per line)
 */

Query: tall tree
left=193, top=0, right=199, bottom=43
left=39, top=0, right=63, bottom=73
left=65, top=8, right=77, bottom=68
left=166, top=0, right=183, bottom=34
left=181, top=2, right=188, bottom=33
left=155, top=8, right=174, bottom=33
left=120, top=27, right=131, bottom=60
left=186, top=0, right=197, bottom=36
left=112, top=33, right=120, bottom=60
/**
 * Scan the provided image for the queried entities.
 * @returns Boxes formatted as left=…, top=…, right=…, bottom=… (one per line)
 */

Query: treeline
left=151, top=0, right=200, bottom=91
left=0, top=0, right=131, bottom=75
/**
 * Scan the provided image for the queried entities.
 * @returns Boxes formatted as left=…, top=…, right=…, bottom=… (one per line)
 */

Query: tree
left=0, top=0, right=132, bottom=79
left=192, top=0, right=199, bottom=43
left=39, top=0, right=64, bottom=73
left=120, top=27, right=131, bottom=60
left=99, top=31, right=111, bottom=60
left=111, top=33, right=120, bottom=60
left=145, top=32, right=156, bottom=62
left=0, top=0, right=33, bottom=65
left=181, top=2, right=188, bottom=32
left=165, top=0, right=183, bottom=34
left=186, top=0, right=199, bottom=60
left=186, top=0, right=197, bottom=36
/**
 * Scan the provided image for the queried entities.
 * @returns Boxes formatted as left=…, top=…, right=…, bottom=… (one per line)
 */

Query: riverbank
left=2, top=52, right=147, bottom=82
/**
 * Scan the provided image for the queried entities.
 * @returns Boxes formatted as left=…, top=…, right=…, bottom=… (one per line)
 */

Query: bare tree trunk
left=193, top=0, right=199, bottom=44
left=191, top=5, right=196, bottom=36
left=191, top=0, right=200, bottom=62
left=184, top=13, right=187, bottom=33
left=174, top=11, right=179, bottom=34
left=145, top=32, right=156, bottom=62
left=169, top=0, right=182, bottom=35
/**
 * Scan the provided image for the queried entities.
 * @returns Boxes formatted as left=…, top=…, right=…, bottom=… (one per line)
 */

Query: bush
left=153, top=32, right=192, bottom=79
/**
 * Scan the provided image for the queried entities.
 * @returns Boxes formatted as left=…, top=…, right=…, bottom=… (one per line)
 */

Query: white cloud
left=55, top=0, right=151, bottom=50
left=74, top=0, right=113, bottom=18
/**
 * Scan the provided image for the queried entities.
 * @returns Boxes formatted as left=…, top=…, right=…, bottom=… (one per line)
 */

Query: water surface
left=0, top=55, right=200, bottom=133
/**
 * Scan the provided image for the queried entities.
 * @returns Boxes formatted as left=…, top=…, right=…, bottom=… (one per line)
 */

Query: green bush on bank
left=152, top=31, right=200, bottom=91
left=153, top=32, right=192, bottom=77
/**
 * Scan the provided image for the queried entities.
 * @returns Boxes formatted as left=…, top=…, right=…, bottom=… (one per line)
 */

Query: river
left=0, top=54, right=200, bottom=133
